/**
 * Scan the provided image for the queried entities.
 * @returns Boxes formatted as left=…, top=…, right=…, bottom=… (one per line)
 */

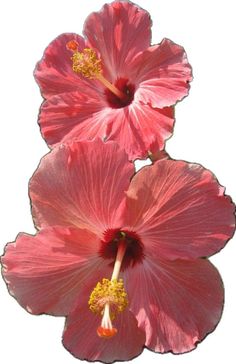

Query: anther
left=88, top=278, right=128, bottom=317
left=71, top=48, right=102, bottom=79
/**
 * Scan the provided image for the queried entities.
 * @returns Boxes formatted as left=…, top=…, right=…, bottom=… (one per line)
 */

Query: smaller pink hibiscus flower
left=1, top=140, right=235, bottom=363
left=35, top=1, right=192, bottom=160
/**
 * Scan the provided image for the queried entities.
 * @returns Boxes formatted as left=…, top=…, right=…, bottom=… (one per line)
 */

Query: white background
left=0, top=0, right=235, bottom=363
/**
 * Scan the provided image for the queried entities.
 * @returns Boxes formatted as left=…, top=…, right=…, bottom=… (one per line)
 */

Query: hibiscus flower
left=34, top=1, right=192, bottom=160
left=1, top=140, right=235, bottom=363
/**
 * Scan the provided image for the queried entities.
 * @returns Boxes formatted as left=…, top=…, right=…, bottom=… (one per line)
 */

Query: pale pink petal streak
left=105, top=104, right=174, bottom=159
left=1, top=227, right=110, bottom=316
left=30, top=140, right=134, bottom=235
left=132, top=38, right=192, bottom=108
left=124, top=159, right=235, bottom=259
left=84, top=1, right=151, bottom=79
left=125, top=258, right=224, bottom=353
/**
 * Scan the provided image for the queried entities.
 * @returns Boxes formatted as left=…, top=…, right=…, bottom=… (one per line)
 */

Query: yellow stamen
left=88, top=239, right=128, bottom=338
left=71, top=48, right=102, bottom=79
left=66, top=41, right=127, bottom=100
left=89, top=278, right=128, bottom=317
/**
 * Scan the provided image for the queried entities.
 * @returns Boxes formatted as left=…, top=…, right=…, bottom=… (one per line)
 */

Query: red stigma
left=66, top=40, right=79, bottom=52
left=97, top=326, right=117, bottom=339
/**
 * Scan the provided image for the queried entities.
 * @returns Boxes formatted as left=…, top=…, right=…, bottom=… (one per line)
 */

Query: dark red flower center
left=105, top=78, right=135, bottom=109
left=99, top=229, right=144, bottom=269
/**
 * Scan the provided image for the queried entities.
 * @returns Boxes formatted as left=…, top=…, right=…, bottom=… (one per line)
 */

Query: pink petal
left=30, top=140, right=134, bottom=235
left=105, top=104, right=174, bottom=160
left=1, top=227, right=110, bottom=316
left=132, top=39, right=192, bottom=108
left=34, top=33, right=103, bottom=98
left=39, top=90, right=174, bottom=159
left=124, top=159, right=235, bottom=259
left=39, top=91, right=109, bottom=147
left=84, top=1, right=151, bottom=80
left=124, top=257, right=224, bottom=353
left=63, top=284, right=145, bottom=363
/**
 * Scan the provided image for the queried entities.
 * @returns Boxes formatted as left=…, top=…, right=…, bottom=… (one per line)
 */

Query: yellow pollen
left=71, top=48, right=102, bottom=79
left=88, top=278, right=128, bottom=318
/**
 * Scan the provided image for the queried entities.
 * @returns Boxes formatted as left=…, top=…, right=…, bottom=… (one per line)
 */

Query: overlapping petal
left=30, top=140, right=134, bottom=235
left=63, top=284, right=145, bottom=363
left=1, top=227, right=111, bottom=316
left=124, top=257, right=224, bottom=353
left=84, top=1, right=151, bottom=80
left=39, top=91, right=174, bottom=158
left=124, top=159, right=235, bottom=259
left=132, top=39, right=192, bottom=108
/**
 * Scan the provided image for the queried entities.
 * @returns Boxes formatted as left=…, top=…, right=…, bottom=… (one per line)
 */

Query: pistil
left=88, top=233, right=128, bottom=339
left=96, top=73, right=127, bottom=101
left=66, top=40, right=127, bottom=101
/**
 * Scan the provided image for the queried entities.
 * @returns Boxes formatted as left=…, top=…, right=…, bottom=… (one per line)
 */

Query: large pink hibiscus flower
left=35, top=1, right=192, bottom=160
left=2, top=140, right=234, bottom=363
